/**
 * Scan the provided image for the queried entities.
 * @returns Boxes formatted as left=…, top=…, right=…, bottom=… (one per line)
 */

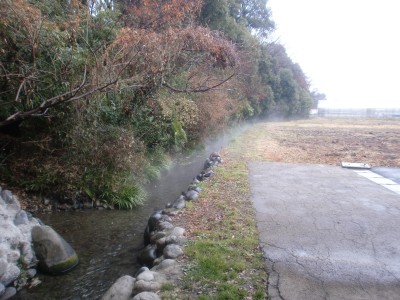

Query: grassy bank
left=161, top=117, right=400, bottom=299
left=161, top=143, right=267, bottom=299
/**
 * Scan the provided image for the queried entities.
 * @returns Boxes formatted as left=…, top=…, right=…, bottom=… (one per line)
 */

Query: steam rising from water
left=14, top=119, right=262, bottom=300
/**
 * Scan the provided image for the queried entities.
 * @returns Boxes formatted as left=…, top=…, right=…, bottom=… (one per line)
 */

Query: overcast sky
left=268, top=0, right=400, bottom=108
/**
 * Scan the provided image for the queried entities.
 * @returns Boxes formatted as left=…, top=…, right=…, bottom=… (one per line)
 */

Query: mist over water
left=14, top=121, right=256, bottom=300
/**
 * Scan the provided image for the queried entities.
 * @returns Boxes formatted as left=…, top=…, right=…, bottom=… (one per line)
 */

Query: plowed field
left=235, top=118, right=400, bottom=167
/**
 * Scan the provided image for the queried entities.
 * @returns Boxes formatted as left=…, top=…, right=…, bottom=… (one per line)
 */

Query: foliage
left=199, top=0, right=312, bottom=119
left=123, top=0, right=202, bottom=30
left=102, top=26, right=237, bottom=96
left=200, top=0, right=274, bottom=42
left=104, top=176, right=146, bottom=209
left=0, top=0, right=316, bottom=208
left=142, top=147, right=172, bottom=183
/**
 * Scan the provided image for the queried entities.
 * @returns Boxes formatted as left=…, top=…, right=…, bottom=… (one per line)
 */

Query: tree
left=103, top=26, right=237, bottom=94
left=122, top=0, right=202, bottom=30
left=228, top=0, right=274, bottom=38
left=0, top=0, right=316, bottom=207
left=311, top=89, right=327, bottom=109
left=200, top=0, right=274, bottom=43
left=0, top=0, right=237, bottom=130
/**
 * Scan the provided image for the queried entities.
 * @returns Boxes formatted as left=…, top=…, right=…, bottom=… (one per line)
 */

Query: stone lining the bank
left=0, top=187, right=41, bottom=300
left=0, top=188, right=79, bottom=300
left=102, top=152, right=223, bottom=300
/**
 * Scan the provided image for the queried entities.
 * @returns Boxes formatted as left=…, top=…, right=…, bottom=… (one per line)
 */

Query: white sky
left=268, top=0, right=400, bottom=108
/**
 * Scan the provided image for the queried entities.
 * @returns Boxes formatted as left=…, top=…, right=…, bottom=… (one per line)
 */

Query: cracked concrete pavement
left=249, top=162, right=400, bottom=300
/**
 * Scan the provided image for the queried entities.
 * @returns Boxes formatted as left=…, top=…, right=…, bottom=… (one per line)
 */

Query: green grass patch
left=161, top=282, right=175, bottom=292
left=172, top=148, right=267, bottom=299
left=185, top=240, right=247, bottom=281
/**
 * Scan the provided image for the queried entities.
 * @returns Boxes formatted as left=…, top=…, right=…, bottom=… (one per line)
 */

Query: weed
left=161, top=282, right=175, bottom=291
left=105, top=177, right=146, bottom=209
left=173, top=148, right=268, bottom=299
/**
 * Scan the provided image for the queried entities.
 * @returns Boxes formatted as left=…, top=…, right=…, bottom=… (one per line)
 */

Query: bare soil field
left=234, top=118, right=400, bottom=167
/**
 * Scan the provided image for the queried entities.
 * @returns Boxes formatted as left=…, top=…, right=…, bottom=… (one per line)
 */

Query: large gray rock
left=184, top=190, right=199, bottom=201
left=170, top=227, right=185, bottom=238
left=0, top=259, right=7, bottom=278
left=136, top=270, right=156, bottom=282
left=172, top=196, right=185, bottom=209
left=157, top=221, right=173, bottom=231
left=31, top=225, right=79, bottom=274
left=152, top=256, right=165, bottom=266
left=1, top=191, right=20, bottom=219
left=0, top=287, right=16, bottom=300
left=0, top=218, right=23, bottom=249
left=147, top=211, right=163, bottom=232
left=160, top=215, right=172, bottom=223
left=133, top=270, right=167, bottom=294
left=134, top=267, right=149, bottom=277
left=26, top=269, right=37, bottom=278
left=6, top=249, right=20, bottom=265
left=149, top=232, right=166, bottom=244
left=133, top=280, right=162, bottom=294
left=0, top=260, right=20, bottom=286
left=19, top=241, right=36, bottom=266
left=0, top=191, right=13, bottom=204
left=151, top=259, right=177, bottom=272
left=101, top=275, right=135, bottom=300
left=163, top=244, right=183, bottom=259
left=151, top=259, right=183, bottom=279
left=14, top=211, right=29, bottom=226
left=137, top=244, right=157, bottom=268
left=132, top=291, right=161, bottom=300
left=155, top=235, right=185, bottom=252
left=0, top=188, right=42, bottom=291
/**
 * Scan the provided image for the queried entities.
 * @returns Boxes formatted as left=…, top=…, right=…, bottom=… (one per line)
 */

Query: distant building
left=318, top=108, right=400, bottom=118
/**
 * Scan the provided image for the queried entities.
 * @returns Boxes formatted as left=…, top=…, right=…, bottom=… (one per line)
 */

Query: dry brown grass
left=231, top=118, right=400, bottom=167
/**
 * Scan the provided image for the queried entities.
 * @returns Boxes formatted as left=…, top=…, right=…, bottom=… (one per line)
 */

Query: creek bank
left=0, top=188, right=78, bottom=300
left=102, top=152, right=223, bottom=299
left=19, top=193, right=118, bottom=214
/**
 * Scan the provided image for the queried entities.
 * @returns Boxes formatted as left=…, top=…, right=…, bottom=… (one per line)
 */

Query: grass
left=160, top=117, right=400, bottom=299
left=105, top=177, right=147, bottom=209
left=161, top=148, right=268, bottom=299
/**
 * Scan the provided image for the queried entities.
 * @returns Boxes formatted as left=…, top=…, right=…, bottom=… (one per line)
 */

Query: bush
left=104, top=176, right=146, bottom=209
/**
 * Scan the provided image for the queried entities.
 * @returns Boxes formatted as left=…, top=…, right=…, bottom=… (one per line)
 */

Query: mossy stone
left=31, top=225, right=79, bottom=275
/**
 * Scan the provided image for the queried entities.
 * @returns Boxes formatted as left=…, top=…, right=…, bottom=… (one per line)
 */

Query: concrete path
left=372, top=167, right=400, bottom=185
left=249, top=162, right=400, bottom=300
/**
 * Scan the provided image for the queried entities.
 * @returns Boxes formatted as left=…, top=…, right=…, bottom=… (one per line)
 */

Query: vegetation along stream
left=1, top=0, right=319, bottom=298
left=13, top=132, right=236, bottom=300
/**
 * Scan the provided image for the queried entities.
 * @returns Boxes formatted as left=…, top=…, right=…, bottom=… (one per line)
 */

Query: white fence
left=317, top=108, right=400, bottom=118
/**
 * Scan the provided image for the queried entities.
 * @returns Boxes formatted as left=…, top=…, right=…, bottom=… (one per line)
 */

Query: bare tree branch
left=162, top=72, right=236, bottom=93
left=0, top=78, right=118, bottom=129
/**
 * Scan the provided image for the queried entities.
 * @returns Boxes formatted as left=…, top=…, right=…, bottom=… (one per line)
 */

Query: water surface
left=15, top=131, right=235, bottom=299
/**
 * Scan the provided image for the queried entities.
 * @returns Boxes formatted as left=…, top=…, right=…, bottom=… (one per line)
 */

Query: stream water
left=14, top=130, right=237, bottom=300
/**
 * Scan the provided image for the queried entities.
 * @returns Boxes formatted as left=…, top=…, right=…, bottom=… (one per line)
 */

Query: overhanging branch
left=0, top=79, right=118, bottom=129
left=162, top=72, right=235, bottom=93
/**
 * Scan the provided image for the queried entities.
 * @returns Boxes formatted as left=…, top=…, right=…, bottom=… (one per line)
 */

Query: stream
left=13, top=130, right=237, bottom=300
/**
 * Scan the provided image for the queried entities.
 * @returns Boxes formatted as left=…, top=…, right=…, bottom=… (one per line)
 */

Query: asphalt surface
left=249, top=162, right=400, bottom=300
left=372, top=167, right=400, bottom=184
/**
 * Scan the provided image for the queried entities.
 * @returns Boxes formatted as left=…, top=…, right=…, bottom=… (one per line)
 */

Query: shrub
left=104, top=176, right=146, bottom=209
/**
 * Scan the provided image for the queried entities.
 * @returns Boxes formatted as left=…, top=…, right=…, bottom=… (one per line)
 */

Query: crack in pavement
left=265, top=255, right=286, bottom=300
left=249, top=162, right=400, bottom=299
